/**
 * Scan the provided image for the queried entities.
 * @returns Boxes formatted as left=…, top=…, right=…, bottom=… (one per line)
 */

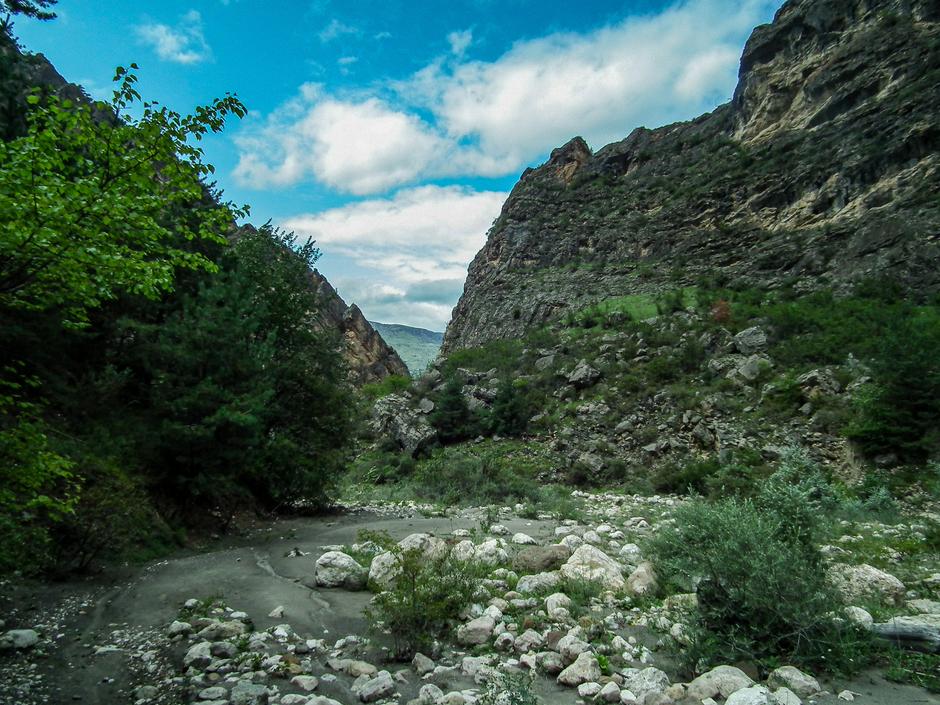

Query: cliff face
left=443, top=0, right=940, bottom=352
left=309, top=271, right=410, bottom=384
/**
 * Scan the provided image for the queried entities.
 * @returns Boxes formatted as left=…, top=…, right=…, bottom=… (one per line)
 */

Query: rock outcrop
left=308, top=270, right=409, bottom=384
left=443, top=0, right=940, bottom=352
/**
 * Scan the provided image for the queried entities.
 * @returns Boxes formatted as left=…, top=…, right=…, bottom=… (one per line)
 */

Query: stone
left=545, top=592, right=572, bottom=614
left=135, top=685, right=159, bottom=701
left=419, top=683, right=444, bottom=705
left=568, top=360, right=601, bottom=388
left=370, top=393, right=436, bottom=456
left=686, top=665, right=755, bottom=700
left=555, top=634, right=591, bottom=662
left=514, top=628, right=544, bottom=653
left=626, top=562, right=658, bottom=596
left=267, top=606, right=285, bottom=619
left=196, top=619, right=247, bottom=640
left=516, top=571, right=562, bottom=594
left=412, top=652, right=435, bottom=676
left=559, top=545, right=624, bottom=591
left=168, top=620, right=192, bottom=637
left=475, top=539, right=509, bottom=565
left=292, top=675, right=319, bottom=692
left=199, top=686, right=228, bottom=700
left=733, top=327, right=768, bottom=355
left=315, top=551, right=368, bottom=590
left=231, top=682, right=269, bottom=705
left=619, top=690, right=638, bottom=705
left=598, top=681, right=621, bottom=702
left=622, top=668, right=670, bottom=699
left=359, top=671, right=395, bottom=703
left=557, top=652, right=602, bottom=686
left=370, top=534, right=446, bottom=588
left=828, top=564, right=906, bottom=605
left=0, top=629, right=39, bottom=650
left=511, top=532, right=538, bottom=545
left=773, top=687, right=802, bottom=705
left=513, top=545, right=570, bottom=573
left=843, top=606, right=874, bottom=628
left=457, top=615, right=495, bottom=645
left=494, top=631, right=516, bottom=650
left=537, top=650, right=565, bottom=674
left=618, top=543, right=642, bottom=564
left=183, top=641, right=214, bottom=669
left=578, top=682, right=603, bottom=697
left=725, top=686, right=773, bottom=705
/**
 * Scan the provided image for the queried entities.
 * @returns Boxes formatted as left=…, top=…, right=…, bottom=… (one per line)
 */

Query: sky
left=14, top=0, right=780, bottom=331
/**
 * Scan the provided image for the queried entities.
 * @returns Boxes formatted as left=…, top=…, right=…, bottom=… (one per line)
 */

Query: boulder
left=370, top=393, right=435, bottom=456
left=231, top=682, right=269, bottom=705
left=315, top=551, right=368, bottom=590
left=291, top=675, right=319, bottom=692
left=513, top=545, right=570, bottom=573
left=0, top=629, right=39, bottom=650
left=568, top=360, right=601, bottom=389
left=456, top=615, right=495, bottom=645
left=828, top=563, right=906, bottom=605
left=557, top=652, right=601, bottom=686
left=622, top=667, right=670, bottom=699
left=733, top=326, right=768, bottom=355
left=412, top=652, right=435, bottom=676
left=511, top=532, right=538, bottom=545
left=555, top=634, right=591, bottom=663
left=626, top=562, right=658, bottom=596
left=183, top=641, right=214, bottom=669
left=358, top=671, right=395, bottom=703
left=686, top=665, right=755, bottom=700
left=725, top=685, right=773, bottom=705
left=767, top=666, right=820, bottom=698
left=560, top=545, right=625, bottom=591
left=517, top=571, right=563, bottom=593
left=369, top=534, right=446, bottom=588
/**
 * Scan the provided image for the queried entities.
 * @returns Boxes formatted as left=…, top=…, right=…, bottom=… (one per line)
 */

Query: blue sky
left=14, top=0, right=779, bottom=330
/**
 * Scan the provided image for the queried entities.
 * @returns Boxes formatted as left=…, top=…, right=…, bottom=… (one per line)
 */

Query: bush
left=648, top=475, right=865, bottom=672
left=478, top=671, right=540, bottom=705
left=428, top=378, right=484, bottom=443
left=365, top=543, right=483, bottom=659
left=361, top=375, right=411, bottom=401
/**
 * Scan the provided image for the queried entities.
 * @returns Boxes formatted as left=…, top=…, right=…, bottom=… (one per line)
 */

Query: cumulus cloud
left=281, top=185, right=505, bottom=328
left=136, top=10, right=211, bottom=65
left=234, top=0, right=775, bottom=194
left=319, top=19, right=360, bottom=42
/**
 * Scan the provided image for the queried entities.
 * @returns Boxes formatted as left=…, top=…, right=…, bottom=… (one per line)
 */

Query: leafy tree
left=0, top=64, right=246, bottom=326
left=428, top=377, right=479, bottom=443
left=136, top=226, right=353, bottom=511
left=2, top=0, right=57, bottom=20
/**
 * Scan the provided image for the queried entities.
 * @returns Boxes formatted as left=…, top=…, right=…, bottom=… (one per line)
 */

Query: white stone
left=457, top=615, right=495, bottom=645
left=726, top=685, right=774, bottom=705
left=767, top=666, right=820, bottom=698
left=560, top=545, right=624, bottom=591
left=315, top=551, right=367, bottom=590
left=358, top=671, right=395, bottom=703
left=511, top=533, right=538, bottom=545
left=622, top=667, right=670, bottom=699
left=686, top=665, right=754, bottom=700
left=557, top=652, right=601, bottom=687
left=828, top=563, right=906, bottom=605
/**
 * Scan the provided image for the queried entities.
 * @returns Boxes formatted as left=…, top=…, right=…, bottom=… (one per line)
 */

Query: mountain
left=443, top=0, right=940, bottom=353
left=307, top=274, right=410, bottom=384
left=369, top=322, right=444, bottom=376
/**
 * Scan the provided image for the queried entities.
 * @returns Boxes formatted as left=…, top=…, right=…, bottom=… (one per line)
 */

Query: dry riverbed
left=0, top=496, right=938, bottom=705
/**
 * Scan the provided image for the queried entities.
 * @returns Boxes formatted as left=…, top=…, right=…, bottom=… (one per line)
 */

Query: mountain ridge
left=442, top=0, right=940, bottom=353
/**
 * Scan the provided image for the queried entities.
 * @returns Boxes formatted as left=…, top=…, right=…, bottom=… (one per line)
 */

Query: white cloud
left=135, top=10, right=211, bottom=65
left=447, top=29, right=473, bottom=58
left=282, top=185, right=506, bottom=329
left=234, top=0, right=776, bottom=194
left=319, top=19, right=360, bottom=42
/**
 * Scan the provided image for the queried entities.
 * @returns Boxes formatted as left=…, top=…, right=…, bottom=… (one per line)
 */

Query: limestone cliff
left=443, top=0, right=940, bottom=352
left=309, top=271, right=410, bottom=384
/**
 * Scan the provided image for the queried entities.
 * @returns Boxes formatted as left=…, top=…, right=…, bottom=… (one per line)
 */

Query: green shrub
left=366, top=544, right=483, bottom=659
left=361, top=375, right=411, bottom=401
left=649, top=480, right=865, bottom=672
left=478, top=670, right=540, bottom=705
left=428, top=378, right=484, bottom=443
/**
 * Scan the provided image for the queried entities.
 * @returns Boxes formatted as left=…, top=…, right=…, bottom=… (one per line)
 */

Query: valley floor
left=0, top=496, right=937, bottom=705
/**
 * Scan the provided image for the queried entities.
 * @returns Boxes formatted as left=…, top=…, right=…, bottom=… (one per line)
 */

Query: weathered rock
left=369, top=534, right=446, bottom=588
left=733, top=327, right=767, bottom=355
left=828, top=563, right=906, bottom=605
left=513, top=545, right=570, bottom=573
left=358, top=671, right=395, bottom=703
left=568, top=360, right=601, bottom=389
left=183, top=641, right=214, bottom=669
left=370, top=393, right=436, bottom=457
left=315, top=551, right=368, bottom=590
left=686, top=665, right=755, bottom=700
left=418, top=683, right=444, bottom=705
left=231, top=682, right=269, bottom=705
left=599, top=681, right=621, bottom=702
left=517, top=571, right=563, bottom=594
left=291, top=675, right=319, bottom=692
left=557, top=652, right=601, bottom=686
left=457, top=615, right=495, bottom=645
left=725, top=685, right=773, bottom=705
left=622, top=668, right=670, bottom=699
left=560, top=545, right=624, bottom=590
left=626, top=562, right=657, bottom=596
left=511, top=532, right=538, bottom=545
left=767, top=666, right=820, bottom=698
left=0, top=629, right=39, bottom=650
left=556, top=634, right=591, bottom=663
left=412, top=652, right=435, bottom=676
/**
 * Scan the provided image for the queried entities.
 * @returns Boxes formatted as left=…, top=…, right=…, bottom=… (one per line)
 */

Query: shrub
left=488, top=379, right=538, bottom=437
left=428, top=378, right=484, bottom=443
left=365, top=544, right=483, bottom=660
left=478, top=670, right=540, bottom=705
left=649, top=479, right=864, bottom=672
left=361, top=375, right=411, bottom=401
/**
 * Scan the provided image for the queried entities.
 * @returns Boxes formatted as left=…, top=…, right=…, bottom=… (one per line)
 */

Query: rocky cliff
left=309, top=271, right=409, bottom=384
left=443, top=0, right=940, bottom=352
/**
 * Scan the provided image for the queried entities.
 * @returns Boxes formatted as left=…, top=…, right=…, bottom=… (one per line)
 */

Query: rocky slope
left=443, top=0, right=940, bottom=352
left=309, top=272, right=409, bottom=384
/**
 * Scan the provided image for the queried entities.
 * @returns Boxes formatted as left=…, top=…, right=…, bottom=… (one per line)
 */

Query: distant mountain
left=369, top=322, right=444, bottom=376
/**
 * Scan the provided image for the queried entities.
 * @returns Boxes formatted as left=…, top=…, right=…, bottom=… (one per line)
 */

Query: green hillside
left=370, top=321, right=444, bottom=375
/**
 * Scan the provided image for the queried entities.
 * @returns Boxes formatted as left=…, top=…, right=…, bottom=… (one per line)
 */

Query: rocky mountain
left=369, top=322, right=444, bottom=376
left=308, top=273, right=409, bottom=384
left=443, top=0, right=940, bottom=353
